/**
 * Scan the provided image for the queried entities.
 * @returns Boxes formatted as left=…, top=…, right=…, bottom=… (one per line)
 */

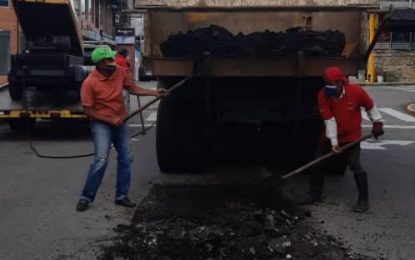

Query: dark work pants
left=310, top=139, right=368, bottom=202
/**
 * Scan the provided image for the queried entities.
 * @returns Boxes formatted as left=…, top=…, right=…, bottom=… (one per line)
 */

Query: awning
left=389, top=9, right=415, bottom=32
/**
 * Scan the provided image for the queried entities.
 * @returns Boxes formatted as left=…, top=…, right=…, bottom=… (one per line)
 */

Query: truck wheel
left=9, top=118, right=36, bottom=133
left=156, top=93, right=207, bottom=173
left=9, top=84, right=23, bottom=101
left=156, top=99, right=181, bottom=172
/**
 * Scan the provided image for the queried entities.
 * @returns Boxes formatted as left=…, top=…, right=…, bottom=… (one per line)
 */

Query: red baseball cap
left=323, top=66, right=348, bottom=83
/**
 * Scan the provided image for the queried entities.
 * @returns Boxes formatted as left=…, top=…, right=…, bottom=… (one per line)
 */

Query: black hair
left=118, top=49, right=128, bottom=57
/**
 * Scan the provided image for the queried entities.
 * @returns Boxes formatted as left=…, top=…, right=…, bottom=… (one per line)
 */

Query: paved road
left=0, top=82, right=159, bottom=260
left=1, top=83, right=415, bottom=259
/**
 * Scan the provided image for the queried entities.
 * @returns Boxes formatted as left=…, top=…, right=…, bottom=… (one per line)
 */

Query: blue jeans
left=80, top=120, right=132, bottom=202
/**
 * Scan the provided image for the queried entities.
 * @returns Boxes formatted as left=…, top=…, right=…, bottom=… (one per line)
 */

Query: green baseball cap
left=91, top=47, right=117, bottom=64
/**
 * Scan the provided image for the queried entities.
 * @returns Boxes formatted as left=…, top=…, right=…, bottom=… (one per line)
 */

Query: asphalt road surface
left=0, top=83, right=415, bottom=259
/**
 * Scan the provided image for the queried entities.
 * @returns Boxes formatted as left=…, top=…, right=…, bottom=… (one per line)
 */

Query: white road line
left=362, top=124, right=415, bottom=129
left=378, top=108, right=415, bottom=122
left=361, top=140, right=414, bottom=150
left=145, top=111, right=158, bottom=122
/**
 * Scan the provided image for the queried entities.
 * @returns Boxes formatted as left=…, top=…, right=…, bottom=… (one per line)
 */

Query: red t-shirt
left=318, top=84, right=374, bottom=143
left=80, top=67, right=135, bottom=120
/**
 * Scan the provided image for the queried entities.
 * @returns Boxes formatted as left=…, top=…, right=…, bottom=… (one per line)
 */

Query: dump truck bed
left=140, top=8, right=368, bottom=77
left=149, top=57, right=358, bottom=77
left=12, top=0, right=83, bottom=56
left=135, top=0, right=379, bottom=9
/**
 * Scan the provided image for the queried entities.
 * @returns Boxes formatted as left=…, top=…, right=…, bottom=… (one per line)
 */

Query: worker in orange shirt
left=76, top=47, right=165, bottom=212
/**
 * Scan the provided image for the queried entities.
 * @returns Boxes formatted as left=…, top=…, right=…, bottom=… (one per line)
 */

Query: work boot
left=353, top=199, right=369, bottom=213
left=76, top=199, right=90, bottom=212
left=353, top=171, right=369, bottom=213
left=115, top=197, right=136, bottom=208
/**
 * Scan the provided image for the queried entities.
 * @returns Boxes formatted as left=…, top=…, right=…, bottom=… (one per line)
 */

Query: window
left=0, top=0, right=9, bottom=7
left=71, top=0, right=80, bottom=14
left=0, top=31, right=10, bottom=75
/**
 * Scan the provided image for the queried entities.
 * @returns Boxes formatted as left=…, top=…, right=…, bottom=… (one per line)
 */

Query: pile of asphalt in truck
left=160, top=25, right=345, bottom=58
left=99, top=185, right=378, bottom=260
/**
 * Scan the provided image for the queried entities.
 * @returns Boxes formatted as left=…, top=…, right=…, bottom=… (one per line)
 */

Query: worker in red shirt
left=115, top=49, right=130, bottom=69
left=300, top=66, right=384, bottom=213
left=76, top=47, right=165, bottom=212
left=115, top=49, right=131, bottom=113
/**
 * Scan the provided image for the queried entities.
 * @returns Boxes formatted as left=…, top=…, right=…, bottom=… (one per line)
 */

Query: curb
left=406, top=103, right=415, bottom=114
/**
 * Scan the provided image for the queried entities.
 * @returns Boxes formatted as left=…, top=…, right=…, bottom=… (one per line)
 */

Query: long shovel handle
left=124, top=75, right=193, bottom=122
left=281, top=133, right=374, bottom=180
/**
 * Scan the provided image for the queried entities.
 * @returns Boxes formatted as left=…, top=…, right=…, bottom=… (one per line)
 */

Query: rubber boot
left=353, top=171, right=369, bottom=213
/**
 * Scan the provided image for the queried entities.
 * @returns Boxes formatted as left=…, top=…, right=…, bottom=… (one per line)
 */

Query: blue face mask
left=324, top=85, right=337, bottom=97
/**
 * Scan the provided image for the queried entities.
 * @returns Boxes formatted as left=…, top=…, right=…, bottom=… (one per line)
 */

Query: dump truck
left=135, top=0, right=379, bottom=173
left=1, top=0, right=88, bottom=129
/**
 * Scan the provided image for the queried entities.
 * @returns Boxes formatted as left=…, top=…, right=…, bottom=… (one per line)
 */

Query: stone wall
left=136, top=0, right=379, bottom=7
left=375, top=50, right=415, bottom=82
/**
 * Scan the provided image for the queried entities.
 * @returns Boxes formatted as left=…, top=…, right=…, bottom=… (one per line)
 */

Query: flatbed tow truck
left=1, top=0, right=89, bottom=130
left=0, top=84, right=85, bottom=130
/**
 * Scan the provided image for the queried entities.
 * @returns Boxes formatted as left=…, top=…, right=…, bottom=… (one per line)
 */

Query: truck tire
left=9, top=84, right=23, bottom=101
left=156, top=79, right=207, bottom=173
left=156, top=99, right=181, bottom=172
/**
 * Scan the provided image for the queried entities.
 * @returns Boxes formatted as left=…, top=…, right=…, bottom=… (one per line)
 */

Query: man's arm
left=128, top=85, right=163, bottom=97
left=318, top=92, right=340, bottom=152
left=122, top=70, right=163, bottom=97
left=83, top=107, right=122, bottom=126
left=359, top=87, right=385, bottom=138
left=366, top=104, right=383, bottom=122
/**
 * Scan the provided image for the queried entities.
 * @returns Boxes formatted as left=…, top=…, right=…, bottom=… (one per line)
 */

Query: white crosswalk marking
left=362, top=124, right=415, bottom=129
left=378, top=108, right=415, bottom=122
left=361, top=107, right=415, bottom=122
left=361, top=140, right=415, bottom=150
left=395, top=86, right=415, bottom=92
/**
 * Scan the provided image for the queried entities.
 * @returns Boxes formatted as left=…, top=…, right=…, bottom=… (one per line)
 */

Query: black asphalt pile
left=100, top=185, right=378, bottom=260
left=160, top=25, right=346, bottom=58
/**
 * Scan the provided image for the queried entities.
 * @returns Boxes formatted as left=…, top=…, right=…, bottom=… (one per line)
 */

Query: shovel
left=124, top=75, right=193, bottom=122
left=263, top=133, right=374, bottom=183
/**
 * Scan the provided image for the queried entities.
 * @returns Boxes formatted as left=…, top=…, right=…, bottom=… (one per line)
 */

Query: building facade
left=375, top=0, right=415, bottom=82
left=71, top=0, right=121, bottom=44
left=0, top=0, right=18, bottom=85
